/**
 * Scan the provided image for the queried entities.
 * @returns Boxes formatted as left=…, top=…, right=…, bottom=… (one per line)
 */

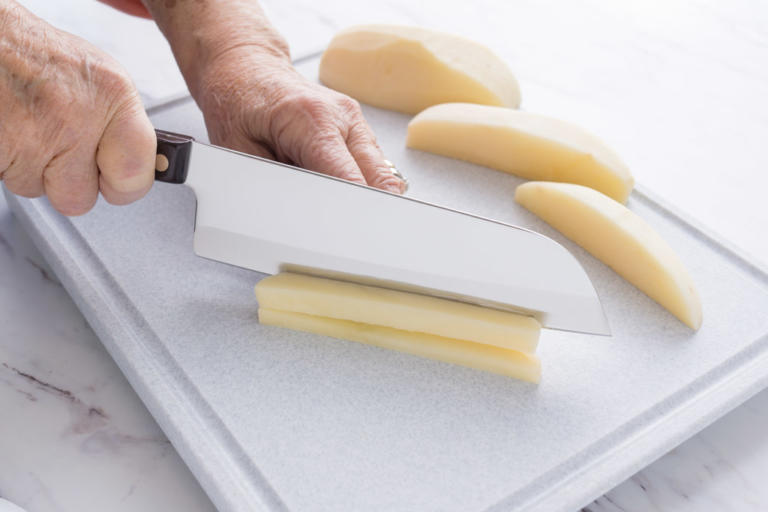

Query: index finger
left=346, top=123, right=406, bottom=194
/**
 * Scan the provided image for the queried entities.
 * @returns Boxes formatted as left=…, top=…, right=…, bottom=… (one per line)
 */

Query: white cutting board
left=6, top=56, right=768, bottom=512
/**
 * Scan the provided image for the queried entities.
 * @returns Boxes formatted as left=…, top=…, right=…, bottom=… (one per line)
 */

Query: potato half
left=319, top=25, right=520, bottom=114
left=515, top=182, right=702, bottom=329
left=407, top=103, right=634, bottom=203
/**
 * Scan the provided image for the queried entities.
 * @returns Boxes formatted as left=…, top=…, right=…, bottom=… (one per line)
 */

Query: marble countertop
left=2, top=1, right=768, bottom=511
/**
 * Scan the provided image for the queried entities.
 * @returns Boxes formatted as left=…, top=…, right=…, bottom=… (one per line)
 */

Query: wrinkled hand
left=0, top=2, right=156, bottom=215
left=196, top=50, right=406, bottom=194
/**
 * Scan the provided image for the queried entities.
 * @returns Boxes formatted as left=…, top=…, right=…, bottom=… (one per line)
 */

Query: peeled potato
left=515, top=182, right=702, bottom=329
left=407, top=103, right=634, bottom=203
left=319, top=25, right=520, bottom=114
left=255, top=272, right=540, bottom=353
left=259, top=308, right=542, bottom=383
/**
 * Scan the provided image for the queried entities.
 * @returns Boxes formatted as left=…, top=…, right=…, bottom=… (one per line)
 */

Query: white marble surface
left=0, top=191, right=215, bottom=512
left=2, top=0, right=768, bottom=511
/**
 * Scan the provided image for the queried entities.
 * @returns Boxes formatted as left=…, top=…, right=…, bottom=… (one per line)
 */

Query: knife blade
left=154, top=129, right=610, bottom=336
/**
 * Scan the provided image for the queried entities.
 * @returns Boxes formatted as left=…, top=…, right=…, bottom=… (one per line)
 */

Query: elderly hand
left=196, top=51, right=406, bottom=194
left=0, top=1, right=156, bottom=215
left=139, top=0, right=406, bottom=194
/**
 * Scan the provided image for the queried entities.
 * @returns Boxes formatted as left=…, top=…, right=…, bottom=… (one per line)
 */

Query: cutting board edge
left=3, top=188, right=287, bottom=512
left=4, top=175, right=768, bottom=512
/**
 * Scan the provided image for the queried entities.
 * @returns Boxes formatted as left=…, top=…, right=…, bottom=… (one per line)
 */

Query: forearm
left=140, top=0, right=290, bottom=97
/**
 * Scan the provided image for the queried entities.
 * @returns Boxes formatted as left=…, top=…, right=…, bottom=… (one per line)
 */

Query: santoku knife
left=153, top=129, right=610, bottom=336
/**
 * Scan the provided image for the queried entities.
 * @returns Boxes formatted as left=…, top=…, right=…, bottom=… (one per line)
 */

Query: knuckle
left=371, top=172, right=401, bottom=188
left=0, top=144, right=17, bottom=176
left=54, top=197, right=94, bottom=216
left=337, top=95, right=361, bottom=116
left=299, top=96, right=332, bottom=119
left=309, top=128, right=340, bottom=146
left=4, top=169, right=44, bottom=198
left=302, top=129, right=340, bottom=157
left=350, top=123, right=380, bottom=149
left=100, top=161, right=152, bottom=191
left=11, top=186, right=44, bottom=199
left=1, top=148, right=43, bottom=198
left=101, top=190, right=130, bottom=206
left=94, top=58, right=133, bottom=91
left=44, top=181, right=96, bottom=217
left=92, top=59, right=137, bottom=107
left=366, top=128, right=381, bottom=147
left=272, top=38, right=291, bottom=60
left=277, top=92, right=333, bottom=123
left=371, top=173, right=405, bottom=193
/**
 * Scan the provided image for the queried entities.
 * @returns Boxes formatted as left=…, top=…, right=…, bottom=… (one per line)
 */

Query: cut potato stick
left=255, top=272, right=540, bottom=353
left=515, top=181, right=702, bottom=329
left=407, top=103, right=634, bottom=203
left=259, top=308, right=542, bottom=383
left=319, top=25, right=520, bottom=114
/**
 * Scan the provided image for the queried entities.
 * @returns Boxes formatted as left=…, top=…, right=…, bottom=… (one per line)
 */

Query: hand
left=140, top=0, right=405, bottom=193
left=196, top=50, right=406, bottom=194
left=0, top=1, right=156, bottom=215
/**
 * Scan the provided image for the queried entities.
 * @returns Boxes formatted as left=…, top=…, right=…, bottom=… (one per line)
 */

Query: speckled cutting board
left=6, top=57, right=768, bottom=512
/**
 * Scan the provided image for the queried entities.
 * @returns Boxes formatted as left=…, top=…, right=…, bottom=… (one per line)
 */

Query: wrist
left=143, top=0, right=290, bottom=98
left=194, top=47, right=297, bottom=139
left=177, top=21, right=290, bottom=80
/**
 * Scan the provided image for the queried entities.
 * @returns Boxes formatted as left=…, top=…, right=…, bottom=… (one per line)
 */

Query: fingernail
left=383, top=183, right=401, bottom=194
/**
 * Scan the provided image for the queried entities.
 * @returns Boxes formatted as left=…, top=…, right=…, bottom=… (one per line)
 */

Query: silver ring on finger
left=383, top=159, right=408, bottom=191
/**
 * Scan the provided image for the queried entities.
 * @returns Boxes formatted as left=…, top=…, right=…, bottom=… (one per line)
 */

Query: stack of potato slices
left=256, top=273, right=542, bottom=383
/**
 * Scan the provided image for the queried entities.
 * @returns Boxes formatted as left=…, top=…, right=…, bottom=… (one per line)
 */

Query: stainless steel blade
left=185, top=141, right=610, bottom=335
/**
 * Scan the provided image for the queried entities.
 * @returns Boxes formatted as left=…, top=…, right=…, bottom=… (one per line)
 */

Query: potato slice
left=407, top=103, right=634, bottom=203
left=515, top=182, right=702, bottom=329
left=319, top=25, right=520, bottom=114
left=259, top=308, right=541, bottom=383
left=255, top=273, right=540, bottom=353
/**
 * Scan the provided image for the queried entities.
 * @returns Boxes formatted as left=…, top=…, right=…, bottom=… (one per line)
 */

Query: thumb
left=97, top=98, right=156, bottom=205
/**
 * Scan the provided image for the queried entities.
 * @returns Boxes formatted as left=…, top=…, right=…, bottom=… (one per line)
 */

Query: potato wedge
left=515, top=182, right=702, bottom=329
left=259, top=308, right=541, bottom=383
left=407, top=103, right=634, bottom=203
left=255, top=272, right=540, bottom=353
left=319, top=25, right=520, bottom=114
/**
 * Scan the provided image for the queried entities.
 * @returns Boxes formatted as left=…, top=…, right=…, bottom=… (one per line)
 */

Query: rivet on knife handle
left=155, top=129, right=194, bottom=184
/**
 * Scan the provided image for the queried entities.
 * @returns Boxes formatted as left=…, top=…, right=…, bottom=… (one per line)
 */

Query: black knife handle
left=155, top=129, right=194, bottom=184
